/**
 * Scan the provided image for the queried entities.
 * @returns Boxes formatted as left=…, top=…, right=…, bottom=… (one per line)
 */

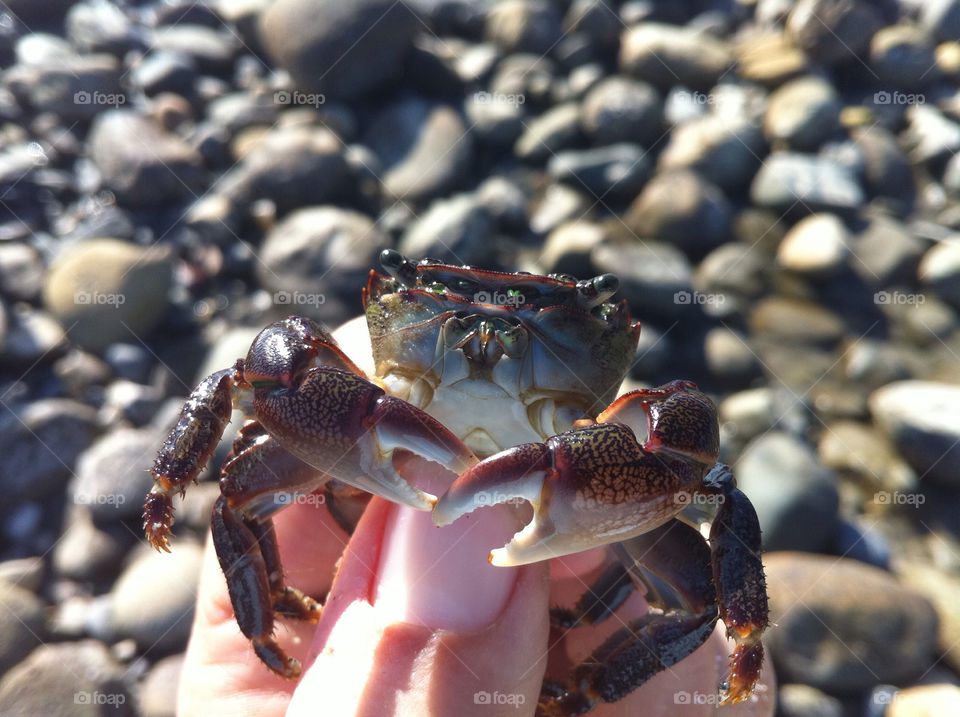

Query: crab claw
left=434, top=422, right=699, bottom=566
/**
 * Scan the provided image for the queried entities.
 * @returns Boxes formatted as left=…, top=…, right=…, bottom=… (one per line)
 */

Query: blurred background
left=0, top=0, right=959, bottom=714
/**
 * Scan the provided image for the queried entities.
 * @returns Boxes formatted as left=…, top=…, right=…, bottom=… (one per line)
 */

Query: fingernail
left=374, top=466, right=520, bottom=630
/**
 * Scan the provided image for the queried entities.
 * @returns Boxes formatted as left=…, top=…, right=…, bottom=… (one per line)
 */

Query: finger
left=289, top=458, right=551, bottom=716
left=177, top=499, right=350, bottom=717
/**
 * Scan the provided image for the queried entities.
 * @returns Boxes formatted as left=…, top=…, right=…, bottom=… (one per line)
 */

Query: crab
left=143, top=250, right=768, bottom=715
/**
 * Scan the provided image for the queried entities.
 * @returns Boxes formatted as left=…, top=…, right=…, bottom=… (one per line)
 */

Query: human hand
left=177, top=318, right=776, bottom=717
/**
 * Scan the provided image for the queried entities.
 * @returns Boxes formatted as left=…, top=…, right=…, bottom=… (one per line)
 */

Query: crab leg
left=144, top=316, right=476, bottom=551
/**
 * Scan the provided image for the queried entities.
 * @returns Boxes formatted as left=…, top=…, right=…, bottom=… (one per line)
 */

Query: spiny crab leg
left=145, top=316, right=477, bottom=551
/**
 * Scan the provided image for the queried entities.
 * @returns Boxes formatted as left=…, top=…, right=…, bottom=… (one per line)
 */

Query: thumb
left=289, top=459, right=549, bottom=716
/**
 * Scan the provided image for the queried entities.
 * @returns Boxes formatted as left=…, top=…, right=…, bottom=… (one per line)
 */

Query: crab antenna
left=380, top=249, right=419, bottom=286
left=576, top=274, right=619, bottom=308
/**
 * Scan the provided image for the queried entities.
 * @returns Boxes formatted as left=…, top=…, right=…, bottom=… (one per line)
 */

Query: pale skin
left=177, top=318, right=776, bottom=717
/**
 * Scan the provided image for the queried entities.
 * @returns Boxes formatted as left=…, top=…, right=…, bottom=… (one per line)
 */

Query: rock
left=694, top=241, right=770, bottom=299
left=151, top=24, right=236, bottom=74
left=0, top=558, right=43, bottom=592
left=903, top=105, right=960, bottom=167
left=4, top=0, right=73, bottom=22
left=704, top=327, right=760, bottom=382
left=870, top=381, right=960, bottom=486
left=130, top=50, right=197, bottom=97
left=870, top=25, right=939, bottom=90
left=109, top=543, right=203, bottom=653
left=0, top=640, right=128, bottom=717
left=0, top=305, right=67, bottom=366
left=764, top=76, right=841, bottom=150
left=750, top=296, right=845, bottom=345
left=0, top=399, right=98, bottom=504
left=849, top=215, right=925, bottom=287
left=765, top=552, right=938, bottom=692
left=786, top=0, right=882, bottom=66
left=43, top=238, right=173, bottom=353
left=529, top=183, right=591, bottom=236
left=52, top=507, right=126, bottom=582
left=579, top=76, right=662, bottom=146
left=0, top=580, right=45, bottom=675
left=485, top=0, right=562, bottom=54
left=547, top=143, right=651, bottom=198
left=776, top=213, right=850, bottom=277
left=539, top=221, right=606, bottom=276
left=619, top=23, right=733, bottom=90
left=257, top=206, right=387, bottom=320
left=88, top=111, right=204, bottom=207
left=920, top=240, right=960, bottom=309
left=736, top=433, right=839, bottom=552
left=922, top=0, right=960, bottom=42
left=71, top=427, right=166, bottom=522
left=851, top=125, right=914, bottom=206
left=897, top=563, right=960, bottom=674
left=489, top=53, right=557, bottom=106
left=399, top=193, right=494, bottom=267
left=625, top=170, right=732, bottom=254
left=220, top=125, right=351, bottom=213
left=7, top=54, right=124, bottom=122
left=15, top=33, right=75, bottom=65
left=818, top=420, right=914, bottom=490
left=719, top=387, right=807, bottom=444
left=260, top=0, right=416, bottom=100
left=100, top=379, right=162, bottom=426
left=65, top=1, right=137, bottom=55
left=364, top=99, right=473, bottom=202
left=736, top=31, right=807, bottom=86
left=140, top=653, right=184, bottom=717
left=750, top=152, right=864, bottom=213
left=466, top=90, right=526, bottom=148
left=591, top=240, right=692, bottom=318
left=658, top=114, right=764, bottom=190
left=514, top=102, right=582, bottom=163
left=776, top=683, right=843, bottom=717
left=0, top=242, right=44, bottom=302
left=888, top=684, right=960, bottom=716
left=476, top=176, right=528, bottom=232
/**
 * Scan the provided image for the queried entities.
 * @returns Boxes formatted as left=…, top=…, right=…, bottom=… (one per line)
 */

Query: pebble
left=0, top=640, right=129, bottom=717
left=539, top=221, right=606, bottom=277
left=750, top=296, right=845, bottom=346
left=736, top=432, right=839, bottom=552
left=514, top=102, right=582, bottom=163
left=0, top=557, right=44, bottom=592
left=591, top=239, right=693, bottom=318
left=776, top=683, right=843, bottom=717
left=658, top=114, right=764, bottom=190
left=619, top=23, right=733, bottom=90
left=786, top=0, right=881, bottom=66
left=7, top=54, right=124, bottom=122
left=399, top=193, right=495, bottom=267
left=52, top=506, right=126, bottom=582
left=87, top=110, right=204, bottom=207
left=919, top=239, right=960, bottom=309
left=625, top=170, right=732, bottom=254
left=764, top=75, right=841, bottom=151
left=43, top=238, right=173, bottom=353
left=870, top=380, right=960, bottom=486
left=922, top=0, right=960, bottom=42
left=776, top=213, right=850, bottom=277
left=0, top=399, right=98, bottom=504
left=485, top=0, right=562, bottom=55
left=735, top=31, right=807, bottom=86
left=0, top=580, right=45, bottom=675
left=897, top=563, right=960, bottom=674
left=849, top=214, right=925, bottom=287
left=529, top=183, right=591, bottom=235
left=547, top=143, right=651, bottom=198
left=257, top=206, right=388, bottom=320
left=902, top=105, right=960, bottom=167
left=365, top=99, right=474, bottom=201
left=887, top=684, right=960, bottom=716
left=750, top=152, right=865, bottom=213
left=818, top=420, right=914, bottom=491
left=703, top=326, right=760, bottom=382
left=261, top=0, right=415, bottom=99
left=131, top=50, right=197, bottom=98
left=579, top=76, right=662, bottom=146
left=151, top=24, right=237, bottom=74
left=140, top=653, right=184, bottom=717
left=0, top=242, right=44, bottom=302
left=0, top=305, right=68, bottom=366
left=851, top=125, right=915, bottom=207
left=71, top=427, right=166, bottom=522
left=870, top=24, right=939, bottom=90
left=764, top=552, right=938, bottom=692
left=65, top=1, right=138, bottom=56
left=109, top=542, right=203, bottom=653
left=466, top=90, right=526, bottom=149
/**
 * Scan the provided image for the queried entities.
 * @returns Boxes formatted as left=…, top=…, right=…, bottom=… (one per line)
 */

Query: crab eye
left=446, top=277, right=478, bottom=293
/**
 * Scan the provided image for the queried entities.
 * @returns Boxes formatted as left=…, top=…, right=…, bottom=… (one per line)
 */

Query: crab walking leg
left=702, top=465, right=769, bottom=704
left=538, top=521, right=719, bottom=717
